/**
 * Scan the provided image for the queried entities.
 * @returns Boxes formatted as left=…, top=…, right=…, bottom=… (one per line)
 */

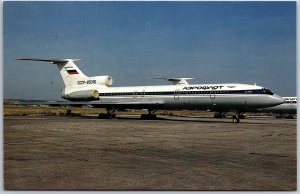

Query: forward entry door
left=210, top=90, right=216, bottom=99
left=174, top=89, right=180, bottom=100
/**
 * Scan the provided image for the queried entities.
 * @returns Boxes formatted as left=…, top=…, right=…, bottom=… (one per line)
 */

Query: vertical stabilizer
left=17, top=58, right=87, bottom=86
left=55, top=59, right=86, bottom=86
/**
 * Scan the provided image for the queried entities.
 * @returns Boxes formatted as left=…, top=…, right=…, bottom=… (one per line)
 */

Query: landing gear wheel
left=232, top=115, right=240, bottom=123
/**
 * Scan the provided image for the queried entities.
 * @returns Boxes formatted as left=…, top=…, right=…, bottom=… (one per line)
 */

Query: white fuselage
left=64, top=83, right=284, bottom=112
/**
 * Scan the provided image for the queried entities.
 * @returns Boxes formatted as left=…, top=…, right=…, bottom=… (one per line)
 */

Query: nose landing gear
left=232, top=112, right=245, bottom=123
left=232, top=114, right=240, bottom=123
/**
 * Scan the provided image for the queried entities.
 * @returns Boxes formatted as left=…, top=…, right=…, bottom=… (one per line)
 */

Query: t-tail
left=17, top=58, right=113, bottom=101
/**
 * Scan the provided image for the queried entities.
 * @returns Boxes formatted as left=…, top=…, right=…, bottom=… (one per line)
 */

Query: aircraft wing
left=16, top=100, right=165, bottom=109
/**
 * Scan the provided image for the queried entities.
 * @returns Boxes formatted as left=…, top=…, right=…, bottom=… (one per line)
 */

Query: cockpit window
left=261, top=88, right=274, bottom=95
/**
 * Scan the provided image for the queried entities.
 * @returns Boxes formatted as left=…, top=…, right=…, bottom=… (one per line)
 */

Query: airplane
left=257, top=97, right=297, bottom=119
left=17, top=58, right=284, bottom=123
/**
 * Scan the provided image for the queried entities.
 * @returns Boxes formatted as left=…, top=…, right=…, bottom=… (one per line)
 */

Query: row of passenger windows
left=101, top=91, right=226, bottom=96
left=100, top=90, right=267, bottom=96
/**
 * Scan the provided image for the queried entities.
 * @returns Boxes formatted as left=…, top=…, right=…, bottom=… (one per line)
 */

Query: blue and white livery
left=17, top=58, right=284, bottom=122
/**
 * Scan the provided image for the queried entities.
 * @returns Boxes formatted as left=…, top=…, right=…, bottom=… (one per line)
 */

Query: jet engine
left=62, top=90, right=99, bottom=101
left=94, top=76, right=113, bottom=87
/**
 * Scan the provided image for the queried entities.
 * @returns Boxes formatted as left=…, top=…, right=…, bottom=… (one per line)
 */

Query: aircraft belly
left=163, top=95, right=278, bottom=112
left=97, top=96, right=165, bottom=109
left=96, top=94, right=283, bottom=112
left=163, top=95, right=246, bottom=111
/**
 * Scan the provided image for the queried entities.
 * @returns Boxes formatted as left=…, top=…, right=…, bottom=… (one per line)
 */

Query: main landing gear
left=98, top=109, right=116, bottom=119
left=98, top=109, right=158, bottom=120
left=140, top=109, right=157, bottom=120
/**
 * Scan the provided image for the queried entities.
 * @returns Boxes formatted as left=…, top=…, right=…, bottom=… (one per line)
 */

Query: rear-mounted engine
left=62, top=89, right=99, bottom=101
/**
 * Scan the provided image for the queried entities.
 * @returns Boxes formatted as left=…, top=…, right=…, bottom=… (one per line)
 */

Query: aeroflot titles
left=182, top=86, right=224, bottom=90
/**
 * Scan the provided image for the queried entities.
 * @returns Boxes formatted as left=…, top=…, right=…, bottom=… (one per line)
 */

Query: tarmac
left=4, top=115, right=297, bottom=190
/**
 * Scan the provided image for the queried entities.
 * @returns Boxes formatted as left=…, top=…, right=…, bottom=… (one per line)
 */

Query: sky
left=3, top=1, right=296, bottom=100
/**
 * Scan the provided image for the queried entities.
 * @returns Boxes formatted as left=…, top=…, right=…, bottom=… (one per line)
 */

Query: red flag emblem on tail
left=65, top=67, right=78, bottom=75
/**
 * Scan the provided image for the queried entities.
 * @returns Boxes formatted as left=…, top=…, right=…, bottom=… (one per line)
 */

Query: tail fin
left=17, top=58, right=87, bottom=86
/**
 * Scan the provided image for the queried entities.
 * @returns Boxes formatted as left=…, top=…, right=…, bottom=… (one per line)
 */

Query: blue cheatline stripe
left=99, top=89, right=274, bottom=97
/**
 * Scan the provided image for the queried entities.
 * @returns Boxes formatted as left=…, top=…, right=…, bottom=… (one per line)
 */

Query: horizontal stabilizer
left=17, top=58, right=86, bottom=86
left=16, top=58, right=81, bottom=64
left=154, top=77, right=194, bottom=85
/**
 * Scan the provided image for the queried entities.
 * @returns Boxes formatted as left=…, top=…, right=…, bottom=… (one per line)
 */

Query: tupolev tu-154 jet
left=17, top=58, right=284, bottom=123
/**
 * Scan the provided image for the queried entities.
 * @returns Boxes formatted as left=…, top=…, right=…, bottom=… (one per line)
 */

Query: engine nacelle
left=93, top=75, right=113, bottom=87
left=62, top=90, right=99, bottom=101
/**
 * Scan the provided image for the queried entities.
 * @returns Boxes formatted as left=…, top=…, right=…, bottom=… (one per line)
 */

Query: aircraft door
left=210, top=90, right=216, bottom=99
left=174, top=89, right=180, bottom=100
left=133, top=91, right=138, bottom=99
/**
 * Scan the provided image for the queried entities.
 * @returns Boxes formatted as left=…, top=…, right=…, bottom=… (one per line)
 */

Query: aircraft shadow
left=80, top=114, right=270, bottom=125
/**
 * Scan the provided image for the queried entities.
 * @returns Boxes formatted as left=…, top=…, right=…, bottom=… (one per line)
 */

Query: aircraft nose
left=270, top=94, right=284, bottom=106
